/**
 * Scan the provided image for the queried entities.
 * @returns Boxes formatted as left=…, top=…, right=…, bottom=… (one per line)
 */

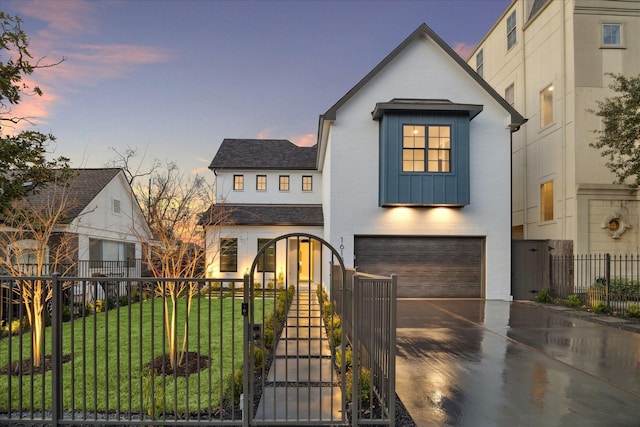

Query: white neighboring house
left=204, top=24, right=526, bottom=300
left=467, top=0, right=640, bottom=254
left=1, top=168, right=152, bottom=299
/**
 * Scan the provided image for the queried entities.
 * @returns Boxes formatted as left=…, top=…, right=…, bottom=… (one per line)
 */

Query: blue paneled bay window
left=373, top=99, right=482, bottom=206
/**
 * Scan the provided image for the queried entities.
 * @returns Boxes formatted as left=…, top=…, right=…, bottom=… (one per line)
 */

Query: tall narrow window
left=427, top=126, right=451, bottom=173
left=112, top=198, right=121, bottom=214
left=505, top=84, right=515, bottom=107
left=233, top=175, right=244, bottom=191
left=402, top=125, right=426, bottom=172
left=540, top=85, right=554, bottom=128
left=279, top=175, right=290, bottom=191
left=256, top=175, right=267, bottom=191
left=540, top=181, right=554, bottom=221
left=257, top=238, right=275, bottom=273
left=475, top=49, right=484, bottom=77
left=507, top=10, right=517, bottom=49
left=302, top=176, right=313, bottom=191
left=602, top=23, right=621, bottom=46
left=220, top=238, right=238, bottom=272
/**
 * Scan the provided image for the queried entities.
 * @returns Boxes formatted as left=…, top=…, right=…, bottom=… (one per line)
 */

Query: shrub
left=345, top=368, right=372, bottom=403
left=88, top=299, right=107, bottom=313
left=593, top=301, right=612, bottom=314
left=535, top=288, right=553, bottom=303
left=253, top=346, right=264, bottom=371
left=566, top=294, right=582, bottom=308
left=335, top=345, right=353, bottom=370
left=224, top=368, right=243, bottom=405
left=592, top=277, right=640, bottom=300
left=267, top=280, right=275, bottom=290
left=141, top=368, right=163, bottom=418
left=625, top=303, right=640, bottom=318
left=118, top=295, right=129, bottom=307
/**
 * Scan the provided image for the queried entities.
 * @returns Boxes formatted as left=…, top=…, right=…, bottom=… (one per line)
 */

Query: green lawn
left=0, top=295, right=274, bottom=415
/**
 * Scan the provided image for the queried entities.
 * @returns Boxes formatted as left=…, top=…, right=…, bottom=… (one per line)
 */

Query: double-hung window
left=507, top=11, right=517, bottom=49
left=256, top=175, right=267, bottom=191
left=475, top=49, right=484, bottom=78
left=233, top=175, right=244, bottom=191
left=279, top=175, right=289, bottom=191
left=302, top=176, right=313, bottom=191
left=540, top=181, right=554, bottom=222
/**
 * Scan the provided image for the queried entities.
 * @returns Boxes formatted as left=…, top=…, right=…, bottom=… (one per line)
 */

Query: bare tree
left=0, top=173, right=77, bottom=367
left=106, top=145, right=160, bottom=186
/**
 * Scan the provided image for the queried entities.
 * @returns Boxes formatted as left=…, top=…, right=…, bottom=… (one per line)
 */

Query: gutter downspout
left=520, top=0, right=528, bottom=238
left=561, top=0, right=567, bottom=240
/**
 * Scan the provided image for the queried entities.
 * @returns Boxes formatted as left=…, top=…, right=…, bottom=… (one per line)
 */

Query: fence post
left=242, top=274, right=250, bottom=427
left=51, top=273, right=63, bottom=427
left=605, top=253, right=611, bottom=307
left=351, top=273, right=359, bottom=427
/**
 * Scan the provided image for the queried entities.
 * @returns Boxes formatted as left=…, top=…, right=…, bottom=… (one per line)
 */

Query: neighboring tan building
left=467, top=0, right=640, bottom=254
left=203, top=24, right=525, bottom=300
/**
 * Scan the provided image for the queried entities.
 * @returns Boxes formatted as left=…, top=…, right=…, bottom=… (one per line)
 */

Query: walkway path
left=255, top=284, right=343, bottom=423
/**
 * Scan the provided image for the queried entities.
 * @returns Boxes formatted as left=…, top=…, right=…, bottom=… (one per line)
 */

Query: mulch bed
left=0, top=354, right=73, bottom=376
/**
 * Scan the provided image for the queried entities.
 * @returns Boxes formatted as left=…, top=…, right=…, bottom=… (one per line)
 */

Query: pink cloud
left=291, top=134, right=316, bottom=147
left=452, top=42, right=476, bottom=61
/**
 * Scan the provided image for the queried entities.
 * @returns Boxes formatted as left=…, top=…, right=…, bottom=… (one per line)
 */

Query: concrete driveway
left=395, top=300, right=640, bottom=427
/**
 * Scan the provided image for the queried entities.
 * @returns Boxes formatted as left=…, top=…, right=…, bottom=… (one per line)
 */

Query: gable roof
left=202, top=204, right=324, bottom=226
left=319, top=23, right=526, bottom=130
left=210, top=139, right=317, bottom=170
left=13, top=168, right=122, bottom=223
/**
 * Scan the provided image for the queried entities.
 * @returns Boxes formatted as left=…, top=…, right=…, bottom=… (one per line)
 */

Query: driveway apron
left=396, top=300, right=640, bottom=427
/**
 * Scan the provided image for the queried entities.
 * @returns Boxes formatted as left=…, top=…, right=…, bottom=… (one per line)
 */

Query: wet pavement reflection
left=396, top=300, right=640, bottom=426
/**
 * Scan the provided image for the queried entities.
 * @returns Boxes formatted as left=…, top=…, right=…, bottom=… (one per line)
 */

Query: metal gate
left=243, top=233, right=348, bottom=426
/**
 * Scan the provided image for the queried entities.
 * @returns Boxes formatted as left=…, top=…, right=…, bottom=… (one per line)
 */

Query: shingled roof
left=202, top=204, right=323, bottom=226
left=209, top=139, right=317, bottom=170
left=11, top=168, right=123, bottom=223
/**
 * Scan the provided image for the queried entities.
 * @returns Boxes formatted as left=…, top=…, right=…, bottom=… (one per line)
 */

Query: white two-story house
left=203, top=24, right=526, bottom=300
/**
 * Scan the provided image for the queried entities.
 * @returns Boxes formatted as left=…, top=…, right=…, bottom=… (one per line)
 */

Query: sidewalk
left=255, top=284, right=343, bottom=422
left=527, top=301, right=640, bottom=334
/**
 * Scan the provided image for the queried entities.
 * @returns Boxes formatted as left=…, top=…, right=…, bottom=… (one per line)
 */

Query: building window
left=427, top=126, right=451, bottom=173
left=256, top=175, right=267, bottom=191
left=220, top=238, right=238, bottom=272
left=89, top=238, right=135, bottom=268
left=602, top=23, right=621, bottom=46
left=233, top=175, right=244, bottom=191
left=279, top=175, right=289, bottom=191
left=402, top=124, right=425, bottom=172
left=507, top=10, right=517, bottom=49
left=302, top=176, right=313, bottom=191
left=403, top=125, right=451, bottom=173
left=540, top=181, right=554, bottom=221
left=257, top=238, right=275, bottom=273
left=475, top=49, right=483, bottom=78
left=505, top=84, right=515, bottom=107
left=112, top=198, right=121, bottom=214
left=540, top=84, right=554, bottom=128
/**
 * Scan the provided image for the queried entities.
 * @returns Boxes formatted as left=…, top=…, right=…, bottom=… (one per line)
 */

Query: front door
left=298, top=239, right=312, bottom=282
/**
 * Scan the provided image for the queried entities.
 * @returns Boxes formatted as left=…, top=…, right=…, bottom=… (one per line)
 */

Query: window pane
left=257, top=175, right=267, bottom=191
left=233, top=175, right=244, bottom=191
left=279, top=175, right=289, bottom=191
left=476, top=49, right=483, bottom=77
left=507, top=11, right=517, bottom=49
left=602, top=24, right=621, bottom=45
left=302, top=176, right=313, bottom=191
left=540, top=181, right=554, bottom=221
left=220, top=238, right=238, bottom=272
left=257, top=238, right=275, bottom=273
left=427, top=126, right=452, bottom=173
left=540, top=85, right=554, bottom=127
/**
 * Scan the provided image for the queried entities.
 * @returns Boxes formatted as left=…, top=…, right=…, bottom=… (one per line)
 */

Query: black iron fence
left=550, top=254, right=640, bottom=312
left=1, top=275, right=247, bottom=426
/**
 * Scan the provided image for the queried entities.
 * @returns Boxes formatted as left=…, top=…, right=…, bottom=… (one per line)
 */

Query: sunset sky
left=3, top=0, right=511, bottom=178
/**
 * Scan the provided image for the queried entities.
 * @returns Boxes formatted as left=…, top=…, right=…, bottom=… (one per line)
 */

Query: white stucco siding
left=215, top=170, right=322, bottom=205
left=71, top=173, right=149, bottom=262
left=323, top=35, right=514, bottom=299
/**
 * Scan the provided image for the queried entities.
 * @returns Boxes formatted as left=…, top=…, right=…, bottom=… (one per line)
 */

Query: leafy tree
left=0, top=12, right=69, bottom=209
left=589, top=73, right=640, bottom=187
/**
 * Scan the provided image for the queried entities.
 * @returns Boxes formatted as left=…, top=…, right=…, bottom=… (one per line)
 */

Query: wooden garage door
left=354, top=236, right=484, bottom=298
